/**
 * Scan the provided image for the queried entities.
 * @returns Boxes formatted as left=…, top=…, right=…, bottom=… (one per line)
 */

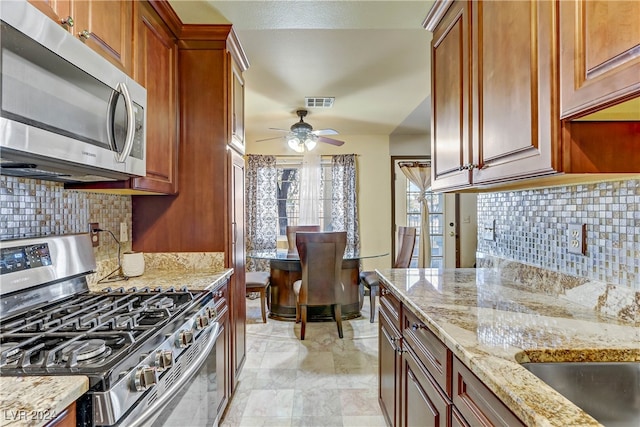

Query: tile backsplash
left=477, top=178, right=640, bottom=290
left=0, top=176, right=132, bottom=261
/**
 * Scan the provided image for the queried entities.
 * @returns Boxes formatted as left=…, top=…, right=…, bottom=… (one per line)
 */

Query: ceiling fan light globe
left=304, top=138, right=317, bottom=151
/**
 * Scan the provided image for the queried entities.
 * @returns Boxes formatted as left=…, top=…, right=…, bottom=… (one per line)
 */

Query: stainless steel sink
left=521, top=362, right=640, bottom=427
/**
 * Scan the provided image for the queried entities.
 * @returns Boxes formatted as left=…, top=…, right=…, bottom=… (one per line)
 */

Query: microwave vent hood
left=0, top=150, right=128, bottom=183
left=0, top=0, right=147, bottom=184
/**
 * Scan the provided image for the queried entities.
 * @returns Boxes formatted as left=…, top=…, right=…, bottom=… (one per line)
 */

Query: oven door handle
left=126, top=322, right=221, bottom=427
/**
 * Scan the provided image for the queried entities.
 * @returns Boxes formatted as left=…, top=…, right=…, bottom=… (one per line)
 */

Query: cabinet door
left=229, top=150, right=246, bottom=391
left=28, top=0, right=72, bottom=29
left=44, top=401, right=75, bottom=427
left=72, top=0, right=132, bottom=74
left=230, top=65, right=245, bottom=153
left=430, top=0, right=472, bottom=191
left=379, top=306, right=401, bottom=427
left=560, top=0, right=640, bottom=118
left=452, top=357, right=525, bottom=427
left=215, top=307, right=230, bottom=416
left=401, top=348, right=450, bottom=427
left=131, top=1, right=179, bottom=194
left=471, top=0, right=558, bottom=185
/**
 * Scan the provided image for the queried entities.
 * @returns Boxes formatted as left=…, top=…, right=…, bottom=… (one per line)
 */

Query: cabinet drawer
left=452, top=357, right=525, bottom=427
left=379, top=282, right=401, bottom=330
left=402, top=309, right=451, bottom=397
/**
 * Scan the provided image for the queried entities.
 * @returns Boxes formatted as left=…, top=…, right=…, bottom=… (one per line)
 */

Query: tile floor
left=220, top=296, right=386, bottom=427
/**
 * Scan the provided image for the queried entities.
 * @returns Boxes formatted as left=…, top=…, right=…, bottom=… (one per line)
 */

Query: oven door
left=120, top=322, right=223, bottom=427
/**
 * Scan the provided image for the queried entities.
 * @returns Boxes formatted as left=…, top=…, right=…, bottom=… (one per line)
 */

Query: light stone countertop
left=376, top=268, right=640, bottom=427
left=0, top=377, right=88, bottom=427
left=0, top=268, right=233, bottom=427
left=87, top=268, right=234, bottom=292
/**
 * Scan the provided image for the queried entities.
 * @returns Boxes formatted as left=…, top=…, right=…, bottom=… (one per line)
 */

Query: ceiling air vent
left=305, top=97, right=335, bottom=108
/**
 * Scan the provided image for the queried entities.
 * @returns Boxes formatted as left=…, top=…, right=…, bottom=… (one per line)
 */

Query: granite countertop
left=87, top=268, right=234, bottom=292
left=376, top=268, right=640, bottom=427
left=0, top=268, right=233, bottom=427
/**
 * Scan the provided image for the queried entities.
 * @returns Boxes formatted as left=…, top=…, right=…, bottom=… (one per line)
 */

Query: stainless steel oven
left=0, top=234, right=224, bottom=427
left=123, top=317, right=224, bottom=427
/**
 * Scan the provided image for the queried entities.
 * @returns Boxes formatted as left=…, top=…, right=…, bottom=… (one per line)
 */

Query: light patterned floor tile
left=221, top=296, right=384, bottom=426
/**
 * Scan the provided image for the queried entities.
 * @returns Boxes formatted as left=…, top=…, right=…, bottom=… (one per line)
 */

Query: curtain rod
left=272, top=154, right=360, bottom=158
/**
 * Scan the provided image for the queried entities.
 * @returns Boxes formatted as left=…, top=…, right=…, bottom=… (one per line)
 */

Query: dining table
left=246, top=249, right=388, bottom=321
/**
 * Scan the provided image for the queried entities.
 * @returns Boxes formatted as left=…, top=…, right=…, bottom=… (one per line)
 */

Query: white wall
left=245, top=134, right=393, bottom=271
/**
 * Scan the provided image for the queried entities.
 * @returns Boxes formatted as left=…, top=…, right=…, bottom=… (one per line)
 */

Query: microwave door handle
left=114, top=82, right=136, bottom=163
left=125, top=322, right=222, bottom=427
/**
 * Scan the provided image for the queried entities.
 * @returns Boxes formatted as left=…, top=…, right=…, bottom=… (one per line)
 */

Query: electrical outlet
left=120, top=222, right=128, bottom=242
left=483, top=219, right=495, bottom=241
left=567, top=223, right=586, bottom=255
left=89, top=222, right=100, bottom=247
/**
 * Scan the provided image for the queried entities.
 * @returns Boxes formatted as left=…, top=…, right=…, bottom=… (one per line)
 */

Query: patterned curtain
left=246, top=155, right=278, bottom=271
left=331, top=154, right=360, bottom=252
left=399, top=161, right=432, bottom=268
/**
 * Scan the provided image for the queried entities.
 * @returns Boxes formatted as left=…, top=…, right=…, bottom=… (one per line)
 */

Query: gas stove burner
left=61, top=339, right=110, bottom=362
left=0, top=342, right=22, bottom=362
left=115, top=314, right=139, bottom=329
left=147, top=297, right=175, bottom=310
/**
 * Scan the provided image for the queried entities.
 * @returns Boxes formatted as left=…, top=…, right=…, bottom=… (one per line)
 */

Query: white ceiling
left=169, top=0, right=435, bottom=145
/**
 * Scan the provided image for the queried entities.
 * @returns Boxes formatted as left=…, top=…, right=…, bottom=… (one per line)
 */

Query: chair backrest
left=393, top=226, right=417, bottom=268
left=295, top=231, right=347, bottom=306
left=286, top=225, right=321, bottom=255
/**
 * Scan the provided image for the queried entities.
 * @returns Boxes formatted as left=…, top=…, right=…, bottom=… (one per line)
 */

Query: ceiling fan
left=256, top=109, right=345, bottom=152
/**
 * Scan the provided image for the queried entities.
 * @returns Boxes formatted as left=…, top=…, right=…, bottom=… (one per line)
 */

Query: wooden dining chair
left=286, top=225, right=320, bottom=255
left=292, top=231, right=347, bottom=340
left=360, top=226, right=416, bottom=322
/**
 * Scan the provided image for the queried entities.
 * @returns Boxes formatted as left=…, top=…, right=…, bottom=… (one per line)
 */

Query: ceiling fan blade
left=268, top=128, right=290, bottom=132
left=317, top=136, right=345, bottom=146
left=255, top=136, right=284, bottom=142
left=312, top=128, right=339, bottom=136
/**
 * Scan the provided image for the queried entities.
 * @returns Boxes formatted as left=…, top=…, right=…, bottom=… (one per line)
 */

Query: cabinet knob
left=380, top=288, right=390, bottom=296
left=79, top=30, right=91, bottom=40
left=60, top=16, right=74, bottom=28
left=411, top=323, right=426, bottom=331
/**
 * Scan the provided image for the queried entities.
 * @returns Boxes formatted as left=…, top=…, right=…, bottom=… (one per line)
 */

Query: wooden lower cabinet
left=379, top=303, right=401, bottom=426
left=44, top=402, right=75, bottom=427
left=212, top=281, right=230, bottom=417
left=402, top=347, right=449, bottom=427
left=380, top=293, right=525, bottom=427
left=452, top=357, right=525, bottom=427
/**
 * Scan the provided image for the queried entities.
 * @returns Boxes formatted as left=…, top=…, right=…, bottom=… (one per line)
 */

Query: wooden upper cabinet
left=131, top=0, right=179, bottom=194
left=471, top=0, right=559, bottom=185
left=72, top=0, right=133, bottom=74
left=429, top=1, right=472, bottom=191
left=27, top=0, right=72, bottom=28
left=230, top=65, right=245, bottom=153
left=426, top=0, right=559, bottom=191
left=560, top=0, right=640, bottom=118
left=28, top=0, right=133, bottom=75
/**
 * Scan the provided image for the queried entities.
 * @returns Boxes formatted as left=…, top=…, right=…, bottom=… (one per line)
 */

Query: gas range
left=0, top=234, right=222, bottom=426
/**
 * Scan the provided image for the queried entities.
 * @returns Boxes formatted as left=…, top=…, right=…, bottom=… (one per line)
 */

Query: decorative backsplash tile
left=1, top=177, right=227, bottom=281
left=0, top=176, right=132, bottom=261
left=477, top=178, right=640, bottom=290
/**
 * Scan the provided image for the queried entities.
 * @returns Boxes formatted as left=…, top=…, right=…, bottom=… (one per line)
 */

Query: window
left=275, top=158, right=333, bottom=236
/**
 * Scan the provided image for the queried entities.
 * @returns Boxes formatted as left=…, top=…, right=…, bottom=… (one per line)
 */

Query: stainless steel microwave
left=0, top=0, right=146, bottom=182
